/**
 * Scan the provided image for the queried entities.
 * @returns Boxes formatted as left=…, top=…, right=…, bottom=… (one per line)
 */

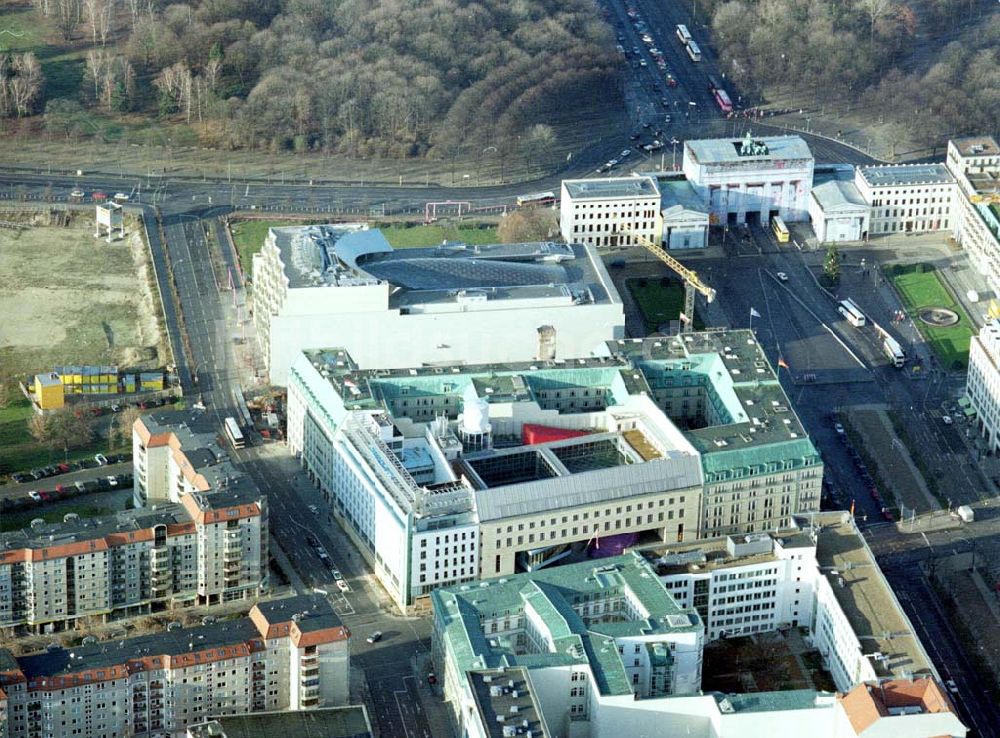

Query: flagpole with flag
left=750, top=307, right=761, bottom=331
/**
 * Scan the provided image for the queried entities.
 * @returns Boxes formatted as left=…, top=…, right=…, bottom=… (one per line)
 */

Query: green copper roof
left=432, top=553, right=702, bottom=697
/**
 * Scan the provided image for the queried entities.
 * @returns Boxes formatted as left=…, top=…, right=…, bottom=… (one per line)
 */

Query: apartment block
left=947, top=136, right=1000, bottom=296
left=854, top=164, right=954, bottom=235
left=0, top=485, right=267, bottom=634
left=0, top=595, right=349, bottom=738
left=559, top=177, right=662, bottom=247
left=287, top=330, right=820, bottom=611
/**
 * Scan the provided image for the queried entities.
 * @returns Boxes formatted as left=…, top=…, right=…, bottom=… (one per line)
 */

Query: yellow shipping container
left=34, top=373, right=65, bottom=410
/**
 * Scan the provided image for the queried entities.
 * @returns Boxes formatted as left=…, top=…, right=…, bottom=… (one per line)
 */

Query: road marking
left=393, top=690, right=416, bottom=738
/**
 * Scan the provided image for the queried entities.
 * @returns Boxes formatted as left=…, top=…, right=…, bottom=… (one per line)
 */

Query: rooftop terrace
left=857, top=164, right=954, bottom=188
left=563, top=176, right=660, bottom=200
left=469, top=667, right=550, bottom=738
left=951, top=136, right=1000, bottom=157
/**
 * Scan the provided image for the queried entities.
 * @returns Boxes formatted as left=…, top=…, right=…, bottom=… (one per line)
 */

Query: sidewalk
left=411, top=652, right=457, bottom=738
left=269, top=534, right=307, bottom=594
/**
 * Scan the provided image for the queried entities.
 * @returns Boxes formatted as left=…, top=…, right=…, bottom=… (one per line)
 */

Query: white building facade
left=947, top=137, right=1000, bottom=296
left=966, top=319, right=1000, bottom=451
left=808, top=180, right=871, bottom=243
left=252, top=226, right=624, bottom=385
left=854, top=164, right=954, bottom=235
left=682, top=134, right=815, bottom=225
left=559, top=177, right=662, bottom=247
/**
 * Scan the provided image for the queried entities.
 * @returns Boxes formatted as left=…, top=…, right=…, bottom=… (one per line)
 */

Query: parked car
left=308, top=504, right=319, bottom=515
left=833, top=422, right=845, bottom=435
left=945, top=679, right=959, bottom=695
left=942, top=415, right=953, bottom=425
left=12, top=472, right=31, bottom=483
left=366, top=631, right=382, bottom=644
left=427, top=673, right=437, bottom=685
left=336, top=579, right=350, bottom=593
left=27, top=490, right=41, bottom=501
left=307, top=535, right=319, bottom=547
left=776, top=272, right=789, bottom=282
left=94, top=453, right=109, bottom=466
left=57, top=463, right=70, bottom=473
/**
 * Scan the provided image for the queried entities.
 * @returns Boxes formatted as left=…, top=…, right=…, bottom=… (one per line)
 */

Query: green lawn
left=0, top=504, right=115, bottom=533
left=0, top=396, right=130, bottom=478
left=890, top=266, right=974, bottom=369
left=628, top=279, right=703, bottom=332
left=379, top=224, right=498, bottom=248
left=228, top=219, right=302, bottom=276
left=1, top=8, right=85, bottom=100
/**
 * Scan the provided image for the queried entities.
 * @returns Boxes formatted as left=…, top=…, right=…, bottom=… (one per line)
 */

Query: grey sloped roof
left=474, top=452, right=702, bottom=521
left=811, top=180, right=868, bottom=212
left=356, top=256, right=572, bottom=290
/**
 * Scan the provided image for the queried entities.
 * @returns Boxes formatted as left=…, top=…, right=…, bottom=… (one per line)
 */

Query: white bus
left=838, top=298, right=866, bottom=327
left=686, top=40, right=702, bottom=62
left=883, top=336, right=906, bottom=367
left=516, top=191, right=556, bottom=207
left=676, top=24, right=692, bottom=45
left=224, top=417, right=246, bottom=449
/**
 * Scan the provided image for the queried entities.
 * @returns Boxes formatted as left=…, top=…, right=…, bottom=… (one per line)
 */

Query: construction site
left=0, top=209, right=169, bottom=380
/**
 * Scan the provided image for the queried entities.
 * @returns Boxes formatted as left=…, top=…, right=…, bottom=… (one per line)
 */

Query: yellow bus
left=771, top=215, right=790, bottom=243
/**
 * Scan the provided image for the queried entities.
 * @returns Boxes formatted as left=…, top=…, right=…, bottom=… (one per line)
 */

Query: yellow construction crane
left=616, top=224, right=716, bottom=332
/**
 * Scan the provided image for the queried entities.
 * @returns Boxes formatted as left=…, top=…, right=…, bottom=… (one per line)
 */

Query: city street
left=238, top=446, right=436, bottom=738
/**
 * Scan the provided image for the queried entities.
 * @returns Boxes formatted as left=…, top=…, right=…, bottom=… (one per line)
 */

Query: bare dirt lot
left=0, top=210, right=168, bottom=379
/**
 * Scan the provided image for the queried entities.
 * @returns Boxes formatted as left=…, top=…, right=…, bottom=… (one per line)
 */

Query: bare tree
left=155, top=61, right=192, bottom=119
left=47, top=408, right=94, bottom=449
left=498, top=209, right=558, bottom=243
left=857, top=0, right=895, bottom=44
left=85, top=48, right=109, bottom=103
left=0, top=55, right=10, bottom=118
left=115, top=405, right=143, bottom=447
left=27, top=413, right=51, bottom=443
left=203, top=58, right=222, bottom=95
left=54, top=0, right=82, bottom=41
left=82, top=0, right=114, bottom=45
left=8, top=53, right=43, bottom=117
